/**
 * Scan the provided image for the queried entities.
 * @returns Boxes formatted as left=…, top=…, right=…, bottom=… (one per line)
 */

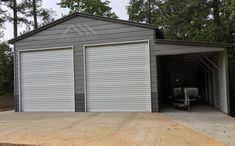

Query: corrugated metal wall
left=14, top=16, right=157, bottom=112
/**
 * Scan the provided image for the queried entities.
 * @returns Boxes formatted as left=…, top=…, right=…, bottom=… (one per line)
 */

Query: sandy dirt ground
left=0, top=111, right=225, bottom=146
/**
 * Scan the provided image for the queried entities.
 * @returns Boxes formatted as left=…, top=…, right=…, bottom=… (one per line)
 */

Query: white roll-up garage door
left=20, top=48, right=75, bottom=112
left=85, top=41, right=151, bottom=112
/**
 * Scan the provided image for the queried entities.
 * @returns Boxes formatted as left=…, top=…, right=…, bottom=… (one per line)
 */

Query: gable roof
left=8, top=12, right=160, bottom=44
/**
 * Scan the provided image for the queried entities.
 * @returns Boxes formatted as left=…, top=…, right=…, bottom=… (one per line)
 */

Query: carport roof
left=8, top=12, right=160, bottom=44
left=156, top=39, right=233, bottom=48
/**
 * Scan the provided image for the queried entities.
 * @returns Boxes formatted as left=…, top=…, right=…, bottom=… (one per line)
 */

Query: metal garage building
left=9, top=12, right=231, bottom=115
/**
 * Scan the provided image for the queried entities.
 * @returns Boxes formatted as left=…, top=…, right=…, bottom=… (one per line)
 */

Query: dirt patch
left=0, top=95, right=14, bottom=111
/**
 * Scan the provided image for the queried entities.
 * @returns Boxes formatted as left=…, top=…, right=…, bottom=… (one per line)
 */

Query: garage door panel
left=22, top=88, right=74, bottom=93
left=86, top=42, right=151, bottom=112
left=22, top=76, right=74, bottom=84
left=20, top=48, right=75, bottom=112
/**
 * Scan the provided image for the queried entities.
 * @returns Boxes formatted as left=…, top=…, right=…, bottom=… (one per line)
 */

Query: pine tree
left=2, top=0, right=55, bottom=37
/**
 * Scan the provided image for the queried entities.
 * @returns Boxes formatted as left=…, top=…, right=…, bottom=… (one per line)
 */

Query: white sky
left=1, top=0, right=130, bottom=42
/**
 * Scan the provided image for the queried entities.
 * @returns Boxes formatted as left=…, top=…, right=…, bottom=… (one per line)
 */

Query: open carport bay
left=157, top=51, right=229, bottom=114
left=0, top=111, right=226, bottom=146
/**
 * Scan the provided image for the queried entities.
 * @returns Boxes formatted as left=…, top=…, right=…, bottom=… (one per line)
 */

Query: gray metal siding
left=152, top=44, right=225, bottom=55
left=14, top=15, right=228, bottom=113
left=215, top=51, right=229, bottom=114
left=14, top=16, right=157, bottom=112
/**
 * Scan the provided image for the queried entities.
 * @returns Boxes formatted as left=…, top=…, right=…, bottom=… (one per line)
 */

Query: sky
left=1, top=0, right=130, bottom=42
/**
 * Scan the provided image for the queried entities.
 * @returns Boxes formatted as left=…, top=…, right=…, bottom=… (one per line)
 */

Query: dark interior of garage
left=157, top=52, right=227, bottom=112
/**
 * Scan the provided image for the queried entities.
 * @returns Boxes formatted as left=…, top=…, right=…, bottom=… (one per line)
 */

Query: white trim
left=17, top=50, right=21, bottom=112
left=83, top=40, right=149, bottom=48
left=83, top=45, right=87, bottom=112
left=83, top=40, right=151, bottom=112
left=18, top=46, right=74, bottom=52
left=71, top=46, right=75, bottom=112
left=147, top=40, right=152, bottom=112
left=18, top=46, right=75, bottom=112
left=224, top=49, right=230, bottom=115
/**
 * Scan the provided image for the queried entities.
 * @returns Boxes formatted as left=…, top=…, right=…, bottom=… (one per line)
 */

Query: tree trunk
left=33, top=0, right=38, bottom=29
left=213, top=0, right=220, bottom=25
left=13, top=0, right=17, bottom=37
left=147, top=0, right=151, bottom=24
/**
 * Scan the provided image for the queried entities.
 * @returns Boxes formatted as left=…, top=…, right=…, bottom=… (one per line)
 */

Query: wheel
left=187, top=96, right=190, bottom=112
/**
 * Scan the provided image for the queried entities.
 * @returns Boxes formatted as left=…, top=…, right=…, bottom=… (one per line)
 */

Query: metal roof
left=8, top=12, right=160, bottom=44
left=156, top=39, right=233, bottom=48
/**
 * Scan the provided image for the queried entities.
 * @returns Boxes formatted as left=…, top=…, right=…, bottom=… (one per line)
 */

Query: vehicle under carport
left=153, top=39, right=231, bottom=115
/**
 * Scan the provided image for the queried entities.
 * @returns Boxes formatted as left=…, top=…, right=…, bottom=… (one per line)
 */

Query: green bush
left=0, top=42, right=13, bottom=95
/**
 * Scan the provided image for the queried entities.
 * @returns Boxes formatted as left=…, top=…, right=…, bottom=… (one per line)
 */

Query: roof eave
left=155, top=39, right=233, bottom=48
left=8, top=13, right=78, bottom=44
left=8, top=12, right=159, bottom=44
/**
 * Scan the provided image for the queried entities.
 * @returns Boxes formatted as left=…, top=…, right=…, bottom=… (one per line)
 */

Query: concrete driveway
left=161, top=105, right=235, bottom=146
left=0, top=111, right=225, bottom=146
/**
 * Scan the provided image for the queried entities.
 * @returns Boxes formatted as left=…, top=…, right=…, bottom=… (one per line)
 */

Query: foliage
left=2, top=0, right=55, bottom=33
left=128, top=0, right=235, bottom=115
left=0, top=1, right=7, bottom=38
left=17, top=0, right=55, bottom=28
left=128, top=0, right=235, bottom=42
left=228, top=47, right=235, bottom=116
left=58, top=0, right=118, bottom=18
left=128, top=0, right=160, bottom=24
left=0, top=42, right=13, bottom=95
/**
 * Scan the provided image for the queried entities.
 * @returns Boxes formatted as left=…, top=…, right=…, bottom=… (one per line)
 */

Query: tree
left=128, top=0, right=235, bottom=42
left=128, top=0, right=160, bottom=24
left=128, top=0, right=145, bottom=22
left=0, top=42, right=13, bottom=95
left=0, top=1, right=9, bottom=37
left=32, top=0, right=38, bottom=29
left=58, top=0, right=118, bottom=19
left=128, top=0, right=235, bottom=115
left=2, top=0, right=55, bottom=37
left=16, top=0, right=55, bottom=29
left=0, top=0, right=14, bottom=37
left=13, top=0, right=17, bottom=37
